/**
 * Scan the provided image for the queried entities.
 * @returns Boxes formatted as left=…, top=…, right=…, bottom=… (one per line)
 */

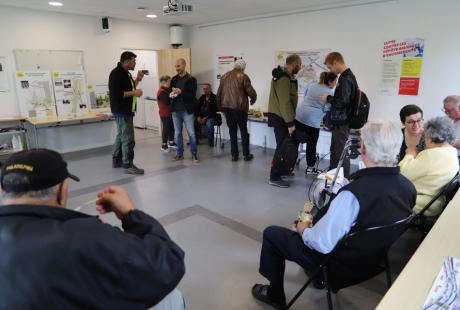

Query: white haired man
left=0, top=149, right=186, bottom=309
left=252, top=121, right=416, bottom=309
left=442, top=95, right=460, bottom=160
left=217, top=59, right=257, bottom=161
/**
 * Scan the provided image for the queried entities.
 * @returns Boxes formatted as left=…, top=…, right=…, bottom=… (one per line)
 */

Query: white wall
left=190, top=0, right=460, bottom=122
left=0, top=5, right=171, bottom=117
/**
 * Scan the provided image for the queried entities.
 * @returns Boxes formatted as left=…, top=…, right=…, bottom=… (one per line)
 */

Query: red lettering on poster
left=399, top=78, right=420, bottom=96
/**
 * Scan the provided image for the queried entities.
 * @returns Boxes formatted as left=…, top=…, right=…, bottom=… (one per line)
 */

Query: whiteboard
left=14, top=49, right=84, bottom=71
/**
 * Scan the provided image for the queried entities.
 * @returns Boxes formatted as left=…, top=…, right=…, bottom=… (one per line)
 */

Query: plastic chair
left=286, top=213, right=416, bottom=310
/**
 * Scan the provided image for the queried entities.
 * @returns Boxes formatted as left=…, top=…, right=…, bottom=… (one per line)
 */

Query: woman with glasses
left=398, top=105, right=425, bottom=162
left=399, top=116, right=459, bottom=216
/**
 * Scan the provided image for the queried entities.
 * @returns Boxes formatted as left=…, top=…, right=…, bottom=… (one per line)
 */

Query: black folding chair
left=286, top=213, right=416, bottom=310
left=214, top=113, right=223, bottom=148
left=412, top=172, right=460, bottom=239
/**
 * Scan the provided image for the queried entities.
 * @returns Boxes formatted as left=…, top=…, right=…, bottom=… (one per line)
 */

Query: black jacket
left=197, top=93, right=218, bottom=118
left=0, top=205, right=185, bottom=309
left=109, top=62, right=137, bottom=116
left=170, top=73, right=198, bottom=114
left=327, top=68, right=358, bottom=125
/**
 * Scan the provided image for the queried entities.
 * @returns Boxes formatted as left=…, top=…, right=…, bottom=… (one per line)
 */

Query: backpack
left=349, top=88, right=370, bottom=130
left=272, top=136, right=299, bottom=176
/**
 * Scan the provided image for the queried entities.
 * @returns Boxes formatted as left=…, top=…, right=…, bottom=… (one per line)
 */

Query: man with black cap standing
left=109, top=51, right=145, bottom=175
left=0, top=149, right=186, bottom=309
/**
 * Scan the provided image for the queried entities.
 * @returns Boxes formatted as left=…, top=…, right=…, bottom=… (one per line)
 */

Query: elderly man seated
left=251, top=121, right=416, bottom=309
left=400, top=116, right=459, bottom=216
left=0, top=149, right=186, bottom=309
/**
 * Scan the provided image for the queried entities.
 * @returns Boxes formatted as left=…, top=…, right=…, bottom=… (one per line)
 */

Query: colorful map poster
left=276, top=49, right=331, bottom=96
left=52, top=70, right=90, bottom=117
left=381, top=38, right=425, bottom=96
left=15, top=71, right=56, bottom=118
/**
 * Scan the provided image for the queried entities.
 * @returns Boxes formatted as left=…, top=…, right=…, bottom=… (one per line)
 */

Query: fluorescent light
left=48, top=2, right=63, bottom=6
left=146, top=14, right=157, bottom=18
left=136, top=7, right=147, bottom=11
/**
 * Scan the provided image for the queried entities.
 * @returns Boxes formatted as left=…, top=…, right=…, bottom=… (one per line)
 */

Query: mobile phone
left=141, top=70, right=149, bottom=75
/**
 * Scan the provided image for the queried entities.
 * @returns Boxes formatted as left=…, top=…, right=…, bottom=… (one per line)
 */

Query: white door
left=122, top=49, right=159, bottom=129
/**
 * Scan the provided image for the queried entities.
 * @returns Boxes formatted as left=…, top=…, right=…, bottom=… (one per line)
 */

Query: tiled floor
left=66, top=129, right=420, bottom=310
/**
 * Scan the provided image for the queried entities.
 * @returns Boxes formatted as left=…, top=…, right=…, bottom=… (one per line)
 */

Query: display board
left=275, top=49, right=331, bottom=95
left=14, top=49, right=84, bottom=71
left=52, top=70, right=90, bottom=117
left=15, top=71, right=56, bottom=118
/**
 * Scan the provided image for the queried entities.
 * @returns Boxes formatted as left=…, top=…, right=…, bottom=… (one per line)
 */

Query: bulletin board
left=13, top=49, right=85, bottom=71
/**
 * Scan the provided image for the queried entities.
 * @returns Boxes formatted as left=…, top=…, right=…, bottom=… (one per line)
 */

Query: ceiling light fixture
left=136, top=7, right=147, bottom=11
left=146, top=14, right=157, bottom=18
left=48, top=1, right=63, bottom=6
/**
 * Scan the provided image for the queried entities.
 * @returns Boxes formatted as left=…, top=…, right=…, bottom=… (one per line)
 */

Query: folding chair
left=286, top=213, right=416, bottom=310
left=412, top=172, right=460, bottom=239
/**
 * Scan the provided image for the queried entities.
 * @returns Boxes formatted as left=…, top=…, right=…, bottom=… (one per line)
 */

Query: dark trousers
left=259, top=226, right=324, bottom=301
left=270, top=125, right=289, bottom=181
left=295, top=122, right=320, bottom=167
left=113, top=116, right=135, bottom=167
left=223, top=108, right=250, bottom=157
left=330, top=124, right=350, bottom=177
left=161, top=116, right=175, bottom=144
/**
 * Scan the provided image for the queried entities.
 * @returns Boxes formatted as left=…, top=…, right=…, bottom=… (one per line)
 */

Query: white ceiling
left=0, top=0, right=389, bottom=26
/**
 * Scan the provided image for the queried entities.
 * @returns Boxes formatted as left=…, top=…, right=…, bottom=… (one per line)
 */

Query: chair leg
left=286, top=268, right=323, bottom=310
left=323, top=267, right=333, bottom=310
left=384, top=254, right=392, bottom=288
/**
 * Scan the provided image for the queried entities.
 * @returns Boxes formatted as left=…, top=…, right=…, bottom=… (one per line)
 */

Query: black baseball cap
left=1, top=149, right=80, bottom=193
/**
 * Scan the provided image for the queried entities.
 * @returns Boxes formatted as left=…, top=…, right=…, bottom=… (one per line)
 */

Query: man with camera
left=0, top=149, right=186, bottom=309
left=252, top=121, right=416, bottom=309
left=109, top=51, right=145, bottom=175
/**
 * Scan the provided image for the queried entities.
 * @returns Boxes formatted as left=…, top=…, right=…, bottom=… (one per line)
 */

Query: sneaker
left=269, top=179, right=290, bottom=188
left=124, top=164, right=144, bottom=175
left=192, top=153, right=200, bottom=163
left=161, top=145, right=169, bottom=153
left=112, top=158, right=122, bottom=168
left=306, top=166, right=320, bottom=175
left=168, top=142, right=177, bottom=149
left=244, top=154, right=254, bottom=161
left=172, top=155, right=184, bottom=161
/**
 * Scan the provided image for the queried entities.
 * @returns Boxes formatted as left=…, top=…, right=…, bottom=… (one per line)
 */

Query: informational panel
left=15, top=71, right=56, bottom=118
left=0, top=56, right=8, bottom=92
left=52, top=70, right=90, bottom=117
left=216, top=55, right=243, bottom=80
left=381, top=38, right=425, bottom=96
left=14, top=49, right=84, bottom=71
left=88, top=84, right=110, bottom=112
left=275, top=48, right=331, bottom=95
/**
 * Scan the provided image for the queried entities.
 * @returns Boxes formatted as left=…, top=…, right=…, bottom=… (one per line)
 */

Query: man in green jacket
left=268, top=54, right=302, bottom=188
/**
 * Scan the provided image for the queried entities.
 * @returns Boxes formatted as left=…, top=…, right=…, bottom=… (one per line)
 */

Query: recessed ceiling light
left=146, top=14, right=157, bottom=18
left=48, top=1, right=63, bottom=6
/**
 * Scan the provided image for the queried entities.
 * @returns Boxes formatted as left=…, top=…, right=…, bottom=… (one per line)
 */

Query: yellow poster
left=400, top=58, right=423, bottom=77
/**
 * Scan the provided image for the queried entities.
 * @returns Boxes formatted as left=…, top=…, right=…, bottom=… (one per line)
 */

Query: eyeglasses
left=405, top=119, right=423, bottom=126
left=442, top=108, right=457, bottom=115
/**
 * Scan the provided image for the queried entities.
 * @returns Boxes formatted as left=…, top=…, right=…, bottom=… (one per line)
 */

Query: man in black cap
left=0, top=149, right=186, bottom=309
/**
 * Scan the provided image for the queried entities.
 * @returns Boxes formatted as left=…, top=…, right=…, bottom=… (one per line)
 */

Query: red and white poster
left=380, top=38, right=425, bottom=96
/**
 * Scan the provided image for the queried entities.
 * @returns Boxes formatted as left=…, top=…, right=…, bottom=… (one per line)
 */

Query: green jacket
left=268, top=67, right=298, bottom=127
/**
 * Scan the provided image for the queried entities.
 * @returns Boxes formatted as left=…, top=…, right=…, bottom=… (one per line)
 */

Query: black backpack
left=349, top=89, right=370, bottom=130
left=272, top=136, right=299, bottom=176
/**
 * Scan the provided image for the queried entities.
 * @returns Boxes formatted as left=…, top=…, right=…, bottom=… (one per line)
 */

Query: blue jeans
left=205, top=117, right=215, bottom=144
left=172, top=111, right=197, bottom=157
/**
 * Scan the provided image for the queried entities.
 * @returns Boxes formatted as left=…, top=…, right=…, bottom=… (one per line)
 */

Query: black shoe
left=232, top=156, right=239, bottom=162
left=168, top=142, right=177, bottom=149
left=269, top=179, right=290, bottom=188
left=112, top=158, right=122, bottom=168
left=244, top=154, right=254, bottom=161
left=251, top=284, right=286, bottom=310
left=124, top=164, right=144, bottom=175
left=303, top=268, right=326, bottom=290
left=161, top=144, right=169, bottom=153
left=281, top=172, right=295, bottom=179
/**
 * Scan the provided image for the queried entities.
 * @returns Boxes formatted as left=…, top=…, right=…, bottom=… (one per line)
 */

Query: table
left=376, top=190, right=460, bottom=309
left=24, top=113, right=114, bottom=149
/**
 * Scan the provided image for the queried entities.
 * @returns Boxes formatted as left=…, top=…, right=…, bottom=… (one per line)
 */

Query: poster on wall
left=381, top=38, right=425, bottom=96
left=275, top=48, right=331, bottom=96
left=88, top=84, right=110, bottom=112
left=217, top=55, right=243, bottom=80
left=15, top=71, right=56, bottom=118
left=0, top=57, right=8, bottom=92
left=52, top=70, right=90, bottom=117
